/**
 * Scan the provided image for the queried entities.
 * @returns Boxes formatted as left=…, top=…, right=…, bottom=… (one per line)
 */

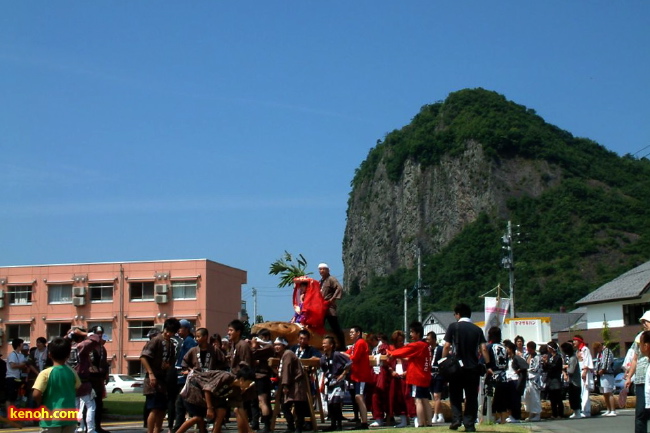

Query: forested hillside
left=340, top=88, right=650, bottom=334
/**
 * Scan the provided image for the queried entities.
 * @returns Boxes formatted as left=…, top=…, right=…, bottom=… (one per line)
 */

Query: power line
left=242, top=290, right=290, bottom=299
left=632, top=144, right=650, bottom=156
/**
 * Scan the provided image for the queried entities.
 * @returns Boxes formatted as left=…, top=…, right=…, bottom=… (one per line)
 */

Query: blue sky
left=2, top=2, right=648, bottom=323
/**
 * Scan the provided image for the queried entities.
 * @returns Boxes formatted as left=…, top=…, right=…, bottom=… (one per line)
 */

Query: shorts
left=215, top=397, right=229, bottom=410
left=599, top=374, right=615, bottom=393
left=184, top=400, right=207, bottom=418
left=256, top=376, right=272, bottom=395
left=353, top=381, right=369, bottom=396
left=492, top=382, right=510, bottom=413
left=145, top=392, right=168, bottom=411
left=430, top=374, right=446, bottom=394
left=5, top=377, right=21, bottom=402
left=411, top=385, right=431, bottom=399
left=242, top=385, right=257, bottom=402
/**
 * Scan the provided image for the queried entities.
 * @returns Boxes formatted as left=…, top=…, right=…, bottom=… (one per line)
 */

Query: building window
left=46, top=323, right=72, bottom=340
left=130, top=282, right=155, bottom=301
left=128, top=320, right=155, bottom=341
left=127, top=360, right=143, bottom=378
left=87, top=321, right=113, bottom=341
left=48, top=284, right=73, bottom=304
left=8, top=285, right=33, bottom=305
left=90, top=283, right=114, bottom=303
left=172, top=281, right=197, bottom=300
left=6, top=324, right=31, bottom=344
left=624, top=302, right=650, bottom=325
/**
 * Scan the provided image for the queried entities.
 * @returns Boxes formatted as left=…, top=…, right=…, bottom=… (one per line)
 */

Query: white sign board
left=501, top=317, right=552, bottom=343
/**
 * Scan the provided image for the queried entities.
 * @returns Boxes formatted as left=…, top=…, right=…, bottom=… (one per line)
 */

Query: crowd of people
left=2, top=325, right=110, bottom=433
left=2, top=263, right=648, bottom=433
left=134, top=303, right=629, bottom=433
left=138, top=316, right=442, bottom=433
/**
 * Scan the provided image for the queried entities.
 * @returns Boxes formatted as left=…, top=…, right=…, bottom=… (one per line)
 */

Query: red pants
left=388, top=376, right=415, bottom=419
left=371, top=373, right=391, bottom=420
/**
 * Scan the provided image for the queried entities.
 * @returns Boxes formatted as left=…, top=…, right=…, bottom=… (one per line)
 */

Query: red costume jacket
left=347, top=338, right=373, bottom=383
left=389, top=340, right=432, bottom=388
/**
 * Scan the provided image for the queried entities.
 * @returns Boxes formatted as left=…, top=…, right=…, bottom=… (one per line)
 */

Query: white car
left=105, top=374, right=144, bottom=394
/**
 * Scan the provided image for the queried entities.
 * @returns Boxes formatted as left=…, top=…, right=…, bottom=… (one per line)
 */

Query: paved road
left=530, top=409, right=634, bottom=433
left=1, top=409, right=635, bottom=433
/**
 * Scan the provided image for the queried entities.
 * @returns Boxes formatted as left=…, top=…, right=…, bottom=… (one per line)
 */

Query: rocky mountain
left=344, top=141, right=563, bottom=289
left=341, top=89, right=650, bottom=322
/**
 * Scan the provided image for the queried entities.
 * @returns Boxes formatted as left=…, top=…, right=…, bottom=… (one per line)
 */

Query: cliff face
left=343, top=140, right=562, bottom=289
left=339, top=90, right=650, bottom=328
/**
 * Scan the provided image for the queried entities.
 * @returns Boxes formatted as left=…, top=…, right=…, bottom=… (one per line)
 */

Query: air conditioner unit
left=0, top=289, right=4, bottom=298
left=155, top=294, right=168, bottom=304
left=155, top=284, right=169, bottom=294
left=154, top=324, right=164, bottom=331
left=73, top=286, right=87, bottom=297
left=0, top=328, right=4, bottom=336
left=72, top=297, right=86, bottom=307
left=0, top=299, right=4, bottom=309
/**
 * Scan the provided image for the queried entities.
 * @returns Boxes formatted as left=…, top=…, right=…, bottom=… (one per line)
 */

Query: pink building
left=0, top=259, right=246, bottom=375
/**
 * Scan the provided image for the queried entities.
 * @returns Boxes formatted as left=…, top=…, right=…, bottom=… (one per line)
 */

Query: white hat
left=254, top=337, right=271, bottom=345
left=318, top=263, right=329, bottom=269
left=640, top=311, right=650, bottom=323
left=274, top=337, right=288, bottom=346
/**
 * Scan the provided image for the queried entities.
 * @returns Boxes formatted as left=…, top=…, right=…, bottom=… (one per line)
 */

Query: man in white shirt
left=31, top=337, right=50, bottom=373
left=5, top=338, right=27, bottom=411
left=572, top=335, right=594, bottom=417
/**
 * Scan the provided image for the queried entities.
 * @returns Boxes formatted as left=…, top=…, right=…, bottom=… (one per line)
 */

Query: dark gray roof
left=576, top=260, right=650, bottom=306
left=424, top=309, right=584, bottom=334
left=423, top=311, right=459, bottom=331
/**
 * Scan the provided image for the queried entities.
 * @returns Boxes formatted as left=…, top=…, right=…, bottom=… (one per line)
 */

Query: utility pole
left=405, top=245, right=426, bottom=332
left=252, top=287, right=258, bottom=324
left=501, top=221, right=517, bottom=318
left=404, top=289, right=409, bottom=335
left=118, top=264, right=124, bottom=373
left=417, top=246, right=422, bottom=323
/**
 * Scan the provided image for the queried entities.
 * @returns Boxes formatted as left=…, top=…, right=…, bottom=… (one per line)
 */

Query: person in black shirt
left=427, top=332, right=445, bottom=424
left=320, top=335, right=352, bottom=432
left=89, top=327, right=110, bottom=433
left=290, top=329, right=322, bottom=360
left=541, top=341, right=564, bottom=419
left=252, top=329, right=274, bottom=433
left=442, top=303, right=490, bottom=432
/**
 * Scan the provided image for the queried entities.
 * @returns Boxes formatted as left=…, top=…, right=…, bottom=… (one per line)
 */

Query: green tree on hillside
left=340, top=88, right=650, bottom=334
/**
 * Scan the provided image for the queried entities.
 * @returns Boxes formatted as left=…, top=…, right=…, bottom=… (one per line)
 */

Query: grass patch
left=104, top=393, right=145, bottom=416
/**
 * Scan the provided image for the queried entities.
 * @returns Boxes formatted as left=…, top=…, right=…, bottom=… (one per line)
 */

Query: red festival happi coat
left=389, top=340, right=432, bottom=388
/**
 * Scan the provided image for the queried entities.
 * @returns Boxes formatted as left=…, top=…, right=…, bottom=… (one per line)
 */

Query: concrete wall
left=586, top=303, right=624, bottom=329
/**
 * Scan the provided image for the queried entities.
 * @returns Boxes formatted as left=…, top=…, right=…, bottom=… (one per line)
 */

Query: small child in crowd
left=32, top=337, right=81, bottom=433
